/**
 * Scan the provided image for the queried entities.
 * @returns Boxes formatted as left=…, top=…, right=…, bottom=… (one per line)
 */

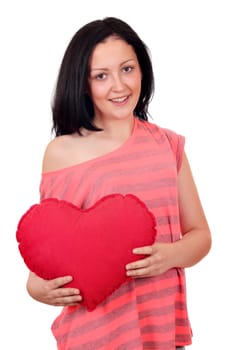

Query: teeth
left=112, top=97, right=127, bottom=102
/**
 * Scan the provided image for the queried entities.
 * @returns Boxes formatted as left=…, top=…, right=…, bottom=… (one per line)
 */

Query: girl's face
left=88, top=36, right=142, bottom=126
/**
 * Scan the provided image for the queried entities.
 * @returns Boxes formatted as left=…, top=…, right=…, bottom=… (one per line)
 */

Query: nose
left=111, top=73, right=124, bottom=91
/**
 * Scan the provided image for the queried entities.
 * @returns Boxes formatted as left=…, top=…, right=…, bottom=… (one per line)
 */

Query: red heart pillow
left=16, top=194, right=156, bottom=311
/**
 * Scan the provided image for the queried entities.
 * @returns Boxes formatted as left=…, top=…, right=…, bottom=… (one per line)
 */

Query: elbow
left=205, top=228, right=212, bottom=255
left=200, top=227, right=212, bottom=260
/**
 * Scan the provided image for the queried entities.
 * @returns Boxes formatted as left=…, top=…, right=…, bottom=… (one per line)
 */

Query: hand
left=125, top=242, right=173, bottom=278
left=27, top=272, right=82, bottom=306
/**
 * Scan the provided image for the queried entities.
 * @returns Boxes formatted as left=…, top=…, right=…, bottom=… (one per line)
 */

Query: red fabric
left=16, top=193, right=156, bottom=311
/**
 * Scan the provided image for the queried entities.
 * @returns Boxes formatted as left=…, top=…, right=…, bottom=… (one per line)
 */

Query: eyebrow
left=89, top=59, right=136, bottom=72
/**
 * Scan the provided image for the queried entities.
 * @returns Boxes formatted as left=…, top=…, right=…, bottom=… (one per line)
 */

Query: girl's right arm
left=26, top=271, right=82, bottom=306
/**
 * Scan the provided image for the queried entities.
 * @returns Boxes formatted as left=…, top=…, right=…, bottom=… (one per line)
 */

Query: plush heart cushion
left=16, top=193, right=156, bottom=311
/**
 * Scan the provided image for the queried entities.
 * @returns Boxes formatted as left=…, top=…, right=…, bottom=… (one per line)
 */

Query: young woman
left=26, top=17, right=211, bottom=350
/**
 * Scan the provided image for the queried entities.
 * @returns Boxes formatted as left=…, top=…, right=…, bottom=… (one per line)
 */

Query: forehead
left=89, top=36, right=137, bottom=67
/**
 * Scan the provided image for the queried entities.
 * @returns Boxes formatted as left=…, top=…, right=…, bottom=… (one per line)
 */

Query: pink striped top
left=40, top=118, right=192, bottom=349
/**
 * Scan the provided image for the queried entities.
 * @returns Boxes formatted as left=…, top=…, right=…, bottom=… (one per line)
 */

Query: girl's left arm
left=126, top=152, right=212, bottom=277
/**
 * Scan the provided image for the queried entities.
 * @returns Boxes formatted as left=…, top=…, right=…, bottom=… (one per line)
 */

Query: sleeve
left=162, top=128, right=185, bottom=172
left=39, top=174, right=47, bottom=201
left=39, top=173, right=54, bottom=201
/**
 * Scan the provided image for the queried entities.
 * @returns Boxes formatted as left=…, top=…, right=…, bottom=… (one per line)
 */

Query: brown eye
left=96, top=73, right=107, bottom=80
left=122, top=66, right=133, bottom=73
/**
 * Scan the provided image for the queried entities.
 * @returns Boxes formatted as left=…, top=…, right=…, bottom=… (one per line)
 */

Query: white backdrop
left=1, top=1, right=232, bottom=349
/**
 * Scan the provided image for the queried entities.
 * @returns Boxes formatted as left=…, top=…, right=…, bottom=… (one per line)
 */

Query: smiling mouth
left=110, top=96, right=129, bottom=103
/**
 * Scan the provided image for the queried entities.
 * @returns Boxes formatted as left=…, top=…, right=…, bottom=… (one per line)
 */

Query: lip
left=110, top=95, right=130, bottom=105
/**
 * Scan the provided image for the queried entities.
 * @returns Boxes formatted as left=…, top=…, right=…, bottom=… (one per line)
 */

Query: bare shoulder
left=42, top=133, right=82, bottom=173
left=42, top=127, right=126, bottom=173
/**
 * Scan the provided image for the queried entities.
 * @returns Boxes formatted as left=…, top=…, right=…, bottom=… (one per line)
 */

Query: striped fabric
left=40, top=118, right=192, bottom=349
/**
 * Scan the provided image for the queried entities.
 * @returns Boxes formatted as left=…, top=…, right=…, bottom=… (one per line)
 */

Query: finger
left=132, top=246, right=153, bottom=255
left=126, top=266, right=150, bottom=278
left=126, top=257, right=150, bottom=271
left=54, top=294, right=82, bottom=306
left=53, top=287, right=81, bottom=298
left=51, top=288, right=82, bottom=306
left=47, top=275, right=74, bottom=289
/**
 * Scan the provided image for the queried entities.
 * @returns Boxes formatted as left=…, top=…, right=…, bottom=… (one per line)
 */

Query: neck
left=94, top=116, right=135, bottom=138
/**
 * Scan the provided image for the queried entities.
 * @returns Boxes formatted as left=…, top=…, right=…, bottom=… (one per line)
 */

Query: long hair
left=52, top=17, right=154, bottom=136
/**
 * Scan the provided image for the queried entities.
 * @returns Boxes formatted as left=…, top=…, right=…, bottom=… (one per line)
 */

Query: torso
left=40, top=119, right=192, bottom=349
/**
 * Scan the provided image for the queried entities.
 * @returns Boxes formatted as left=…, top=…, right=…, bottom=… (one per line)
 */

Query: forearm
left=171, top=228, right=212, bottom=269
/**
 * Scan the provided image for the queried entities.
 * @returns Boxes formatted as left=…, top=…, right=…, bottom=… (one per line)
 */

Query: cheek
left=131, top=77, right=142, bottom=97
left=90, top=84, right=108, bottom=101
left=128, top=73, right=142, bottom=89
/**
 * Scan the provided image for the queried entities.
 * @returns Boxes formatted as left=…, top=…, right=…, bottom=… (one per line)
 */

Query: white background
left=1, top=1, right=232, bottom=349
